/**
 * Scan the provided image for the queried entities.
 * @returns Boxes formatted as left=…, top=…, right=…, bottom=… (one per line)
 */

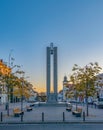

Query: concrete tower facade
left=46, top=43, right=58, bottom=103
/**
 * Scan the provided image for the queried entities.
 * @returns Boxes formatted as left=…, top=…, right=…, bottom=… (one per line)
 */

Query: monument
left=46, top=43, right=58, bottom=103
left=39, top=43, right=66, bottom=107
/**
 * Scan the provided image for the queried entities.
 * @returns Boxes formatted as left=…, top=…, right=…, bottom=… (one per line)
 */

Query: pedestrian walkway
left=0, top=102, right=103, bottom=123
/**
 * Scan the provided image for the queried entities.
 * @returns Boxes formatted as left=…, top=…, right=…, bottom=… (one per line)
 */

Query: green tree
left=70, top=62, right=102, bottom=116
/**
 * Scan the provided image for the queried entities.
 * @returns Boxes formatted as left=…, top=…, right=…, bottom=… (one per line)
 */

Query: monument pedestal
left=47, top=93, right=57, bottom=103
left=39, top=102, right=66, bottom=107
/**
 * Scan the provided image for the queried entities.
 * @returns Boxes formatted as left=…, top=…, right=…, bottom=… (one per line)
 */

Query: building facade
left=95, top=73, right=103, bottom=99
left=0, top=59, right=11, bottom=104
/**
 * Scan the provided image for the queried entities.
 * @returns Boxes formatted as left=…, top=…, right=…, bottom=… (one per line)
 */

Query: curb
left=0, top=121, right=103, bottom=124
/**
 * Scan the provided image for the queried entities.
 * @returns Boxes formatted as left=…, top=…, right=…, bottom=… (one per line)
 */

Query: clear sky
left=0, top=0, right=103, bottom=92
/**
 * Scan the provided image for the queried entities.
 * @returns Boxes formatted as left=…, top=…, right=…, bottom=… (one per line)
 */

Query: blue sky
left=0, top=0, right=103, bottom=92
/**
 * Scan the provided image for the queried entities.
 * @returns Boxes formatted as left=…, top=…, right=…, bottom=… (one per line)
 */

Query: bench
left=26, top=106, right=33, bottom=112
left=66, top=103, right=72, bottom=111
left=66, top=107, right=72, bottom=111
left=13, top=108, right=24, bottom=117
left=29, top=104, right=35, bottom=107
left=72, top=108, right=82, bottom=117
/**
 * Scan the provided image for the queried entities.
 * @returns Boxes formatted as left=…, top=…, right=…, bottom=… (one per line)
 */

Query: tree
left=0, top=59, right=32, bottom=116
left=70, top=70, right=81, bottom=110
left=70, top=62, right=102, bottom=116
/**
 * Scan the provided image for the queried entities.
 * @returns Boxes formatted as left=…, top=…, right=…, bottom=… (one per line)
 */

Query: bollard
left=63, top=112, right=65, bottom=122
left=83, top=111, right=85, bottom=122
left=42, top=112, right=44, bottom=122
left=21, top=113, right=23, bottom=122
left=1, top=112, right=3, bottom=122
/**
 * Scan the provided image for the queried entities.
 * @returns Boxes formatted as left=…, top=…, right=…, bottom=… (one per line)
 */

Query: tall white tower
left=46, top=43, right=58, bottom=103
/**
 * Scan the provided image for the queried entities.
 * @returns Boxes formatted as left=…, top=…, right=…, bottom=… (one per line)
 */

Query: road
left=0, top=123, right=103, bottom=130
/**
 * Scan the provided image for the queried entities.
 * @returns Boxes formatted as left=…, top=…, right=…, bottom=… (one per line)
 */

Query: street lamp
left=21, top=77, right=24, bottom=122
left=74, top=88, right=78, bottom=111
left=6, top=50, right=17, bottom=116
left=5, top=50, right=13, bottom=115
left=0, top=83, right=2, bottom=104
left=20, top=75, right=29, bottom=122
left=8, top=49, right=14, bottom=67
left=85, top=65, right=89, bottom=116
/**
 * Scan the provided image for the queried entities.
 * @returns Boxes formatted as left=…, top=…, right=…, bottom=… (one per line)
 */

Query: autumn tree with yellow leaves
left=0, top=59, right=33, bottom=116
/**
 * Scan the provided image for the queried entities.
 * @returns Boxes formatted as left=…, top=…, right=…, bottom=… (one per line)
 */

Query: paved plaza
left=0, top=102, right=103, bottom=123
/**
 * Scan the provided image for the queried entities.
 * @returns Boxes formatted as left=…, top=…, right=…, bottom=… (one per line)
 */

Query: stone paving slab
left=0, top=102, right=103, bottom=123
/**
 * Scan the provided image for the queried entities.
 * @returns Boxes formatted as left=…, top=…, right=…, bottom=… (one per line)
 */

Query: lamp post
left=20, top=75, right=29, bottom=122
left=5, top=68, right=11, bottom=116
left=21, top=78, right=24, bottom=122
left=74, top=88, right=78, bottom=111
left=85, top=65, right=90, bottom=116
left=74, top=73, right=78, bottom=111
left=85, top=83, right=89, bottom=116
left=20, top=72, right=28, bottom=112
left=5, top=50, right=13, bottom=115
left=0, top=84, right=2, bottom=104
left=6, top=50, right=16, bottom=116
left=8, top=49, right=14, bottom=67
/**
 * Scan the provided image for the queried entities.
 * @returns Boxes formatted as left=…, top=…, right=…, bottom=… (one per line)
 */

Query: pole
left=42, top=112, right=44, bottom=122
left=75, top=89, right=78, bottom=111
left=86, top=87, right=89, bottom=116
left=83, top=111, right=85, bottom=122
left=7, top=50, right=13, bottom=116
left=63, top=112, right=65, bottom=122
left=7, top=85, right=9, bottom=116
left=21, top=112, right=23, bottom=122
left=0, top=112, right=3, bottom=122
left=21, top=81, right=23, bottom=122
